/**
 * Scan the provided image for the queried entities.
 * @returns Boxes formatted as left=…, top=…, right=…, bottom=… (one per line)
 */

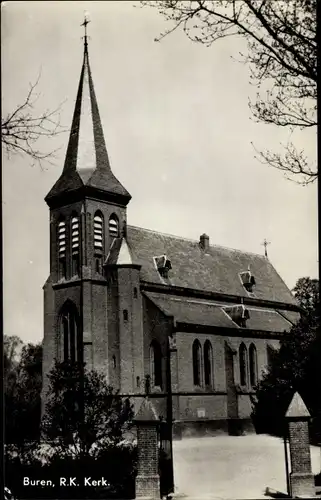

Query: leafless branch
left=252, top=141, right=317, bottom=185
left=141, top=0, right=317, bottom=184
left=1, top=72, right=68, bottom=169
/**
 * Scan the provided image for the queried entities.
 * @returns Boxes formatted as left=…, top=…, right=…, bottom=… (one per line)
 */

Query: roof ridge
left=127, top=224, right=267, bottom=259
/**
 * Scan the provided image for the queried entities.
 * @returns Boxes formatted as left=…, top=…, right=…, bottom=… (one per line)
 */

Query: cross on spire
left=81, top=13, right=90, bottom=53
left=261, top=238, right=271, bottom=258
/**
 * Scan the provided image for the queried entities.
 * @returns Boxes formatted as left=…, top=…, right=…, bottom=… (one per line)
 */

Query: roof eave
left=45, top=184, right=132, bottom=209
left=140, top=281, right=301, bottom=313
left=175, top=322, right=289, bottom=338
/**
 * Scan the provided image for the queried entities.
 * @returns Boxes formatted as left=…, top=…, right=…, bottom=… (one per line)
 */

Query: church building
left=42, top=30, right=302, bottom=436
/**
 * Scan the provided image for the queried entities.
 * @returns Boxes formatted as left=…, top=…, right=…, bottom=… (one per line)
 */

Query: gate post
left=134, top=398, right=160, bottom=499
left=285, top=392, right=315, bottom=498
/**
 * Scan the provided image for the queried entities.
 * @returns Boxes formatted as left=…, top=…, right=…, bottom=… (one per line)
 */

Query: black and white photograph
left=2, top=1, right=320, bottom=499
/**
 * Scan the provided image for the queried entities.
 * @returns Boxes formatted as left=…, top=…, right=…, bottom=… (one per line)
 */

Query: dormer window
left=154, top=255, right=172, bottom=279
left=239, top=269, right=256, bottom=294
left=223, top=304, right=250, bottom=328
left=109, top=214, right=119, bottom=238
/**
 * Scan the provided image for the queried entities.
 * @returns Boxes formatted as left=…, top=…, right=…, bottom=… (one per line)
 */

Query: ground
left=173, top=434, right=320, bottom=499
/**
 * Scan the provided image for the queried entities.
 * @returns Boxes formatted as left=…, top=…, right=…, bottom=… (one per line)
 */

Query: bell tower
left=42, top=18, right=139, bottom=408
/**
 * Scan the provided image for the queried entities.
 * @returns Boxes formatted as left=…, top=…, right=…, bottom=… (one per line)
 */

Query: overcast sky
left=2, top=1, right=317, bottom=344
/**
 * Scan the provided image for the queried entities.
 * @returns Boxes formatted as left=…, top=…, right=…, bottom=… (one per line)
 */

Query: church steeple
left=45, top=18, right=131, bottom=208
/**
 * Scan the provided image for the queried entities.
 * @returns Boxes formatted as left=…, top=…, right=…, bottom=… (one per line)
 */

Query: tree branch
left=141, top=0, right=317, bottom=184
left=2, top=72, right=68, bottom=168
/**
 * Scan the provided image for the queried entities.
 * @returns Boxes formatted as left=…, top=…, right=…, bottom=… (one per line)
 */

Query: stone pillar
left=285, top=392, right=315, bottom=498
left=134, top=398, right=160, bottom=499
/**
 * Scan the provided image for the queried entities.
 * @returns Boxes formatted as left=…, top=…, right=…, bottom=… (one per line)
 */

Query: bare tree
left=141, top=0, right=317, bottom=185
left=2, top=73, right=66, bottom=168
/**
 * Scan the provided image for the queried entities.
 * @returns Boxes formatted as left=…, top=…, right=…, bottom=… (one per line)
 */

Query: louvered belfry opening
left=71, top=215, right=80, bottom=276
left=109, top=214, right=119, bottom=238
left=58, top=220, right=66, bottom=279
left=94, top=212, right=104, bottom=273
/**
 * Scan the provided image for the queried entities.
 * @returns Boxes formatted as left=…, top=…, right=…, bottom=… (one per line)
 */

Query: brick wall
left=143, top=297, right=172, bottom=391
left=237, top=395, right=252, bottom=419
left=173, top=332, right=280, bottom=424
left=289, top=420, right=312, bottom=473
left=288, top=419, right=315, bottom=497
left=42, top=282, right=82, bottom=415
left=42, top=195, right=128, bottom=411
left=136, top=425, right=160, bottom=498
left=85, top=198, right=127, bottom=265
left=117, top=266, right=145, bottom=394
left=91, top=283, right=108, bottom=373
left=178, top=394, right=227, bottom=420
left=41, top=280, right=56, bottom=415
left=137, top=426, right=158, bottom=475
left=106, top=268, right=120, bottom=390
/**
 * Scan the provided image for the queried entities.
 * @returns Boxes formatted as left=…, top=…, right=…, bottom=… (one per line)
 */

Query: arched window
left=192, top=340, right=202, bottom=386
left=239, top=343, right=248, bottom=387
left=71, top=215, right=80, bottom=276
left=204, top=340, right=213, bottom=387
left=150, top=340, right=162, bottom=388
left=109, top=214, right=119, bottom=237
left=59, top=302, right=82, bottom=363
left=94, top=212, right=104, bottom=273
left=58, top=219, right=66, bottom=279
left=123, top=309, right=128, bottom=321
left=249, top=343, right=258, bottom=388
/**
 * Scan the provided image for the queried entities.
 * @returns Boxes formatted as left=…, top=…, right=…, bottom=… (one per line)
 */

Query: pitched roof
left=105, top=237, right=137, bottom=266
left=286, top=392, right=310, bottom=418
left=134, top=398, right=159, bottom=422
left=46, top=42, right=130, bottom=205
left=126, top=226, right=297, bottom=306
left=144, top=292, right=295, bottom=333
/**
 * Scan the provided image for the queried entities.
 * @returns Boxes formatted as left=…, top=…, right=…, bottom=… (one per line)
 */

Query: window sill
left=193, top=385, right=205, bottom=393
left=151, top=385, right=163, bottom=394
left=236, top=384, right=256, bottom=395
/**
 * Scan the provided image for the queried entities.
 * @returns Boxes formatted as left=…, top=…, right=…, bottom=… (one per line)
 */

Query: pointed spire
left=116, top=238, right=133, bottom=265
left=45, top=17, right=131, bottom=207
